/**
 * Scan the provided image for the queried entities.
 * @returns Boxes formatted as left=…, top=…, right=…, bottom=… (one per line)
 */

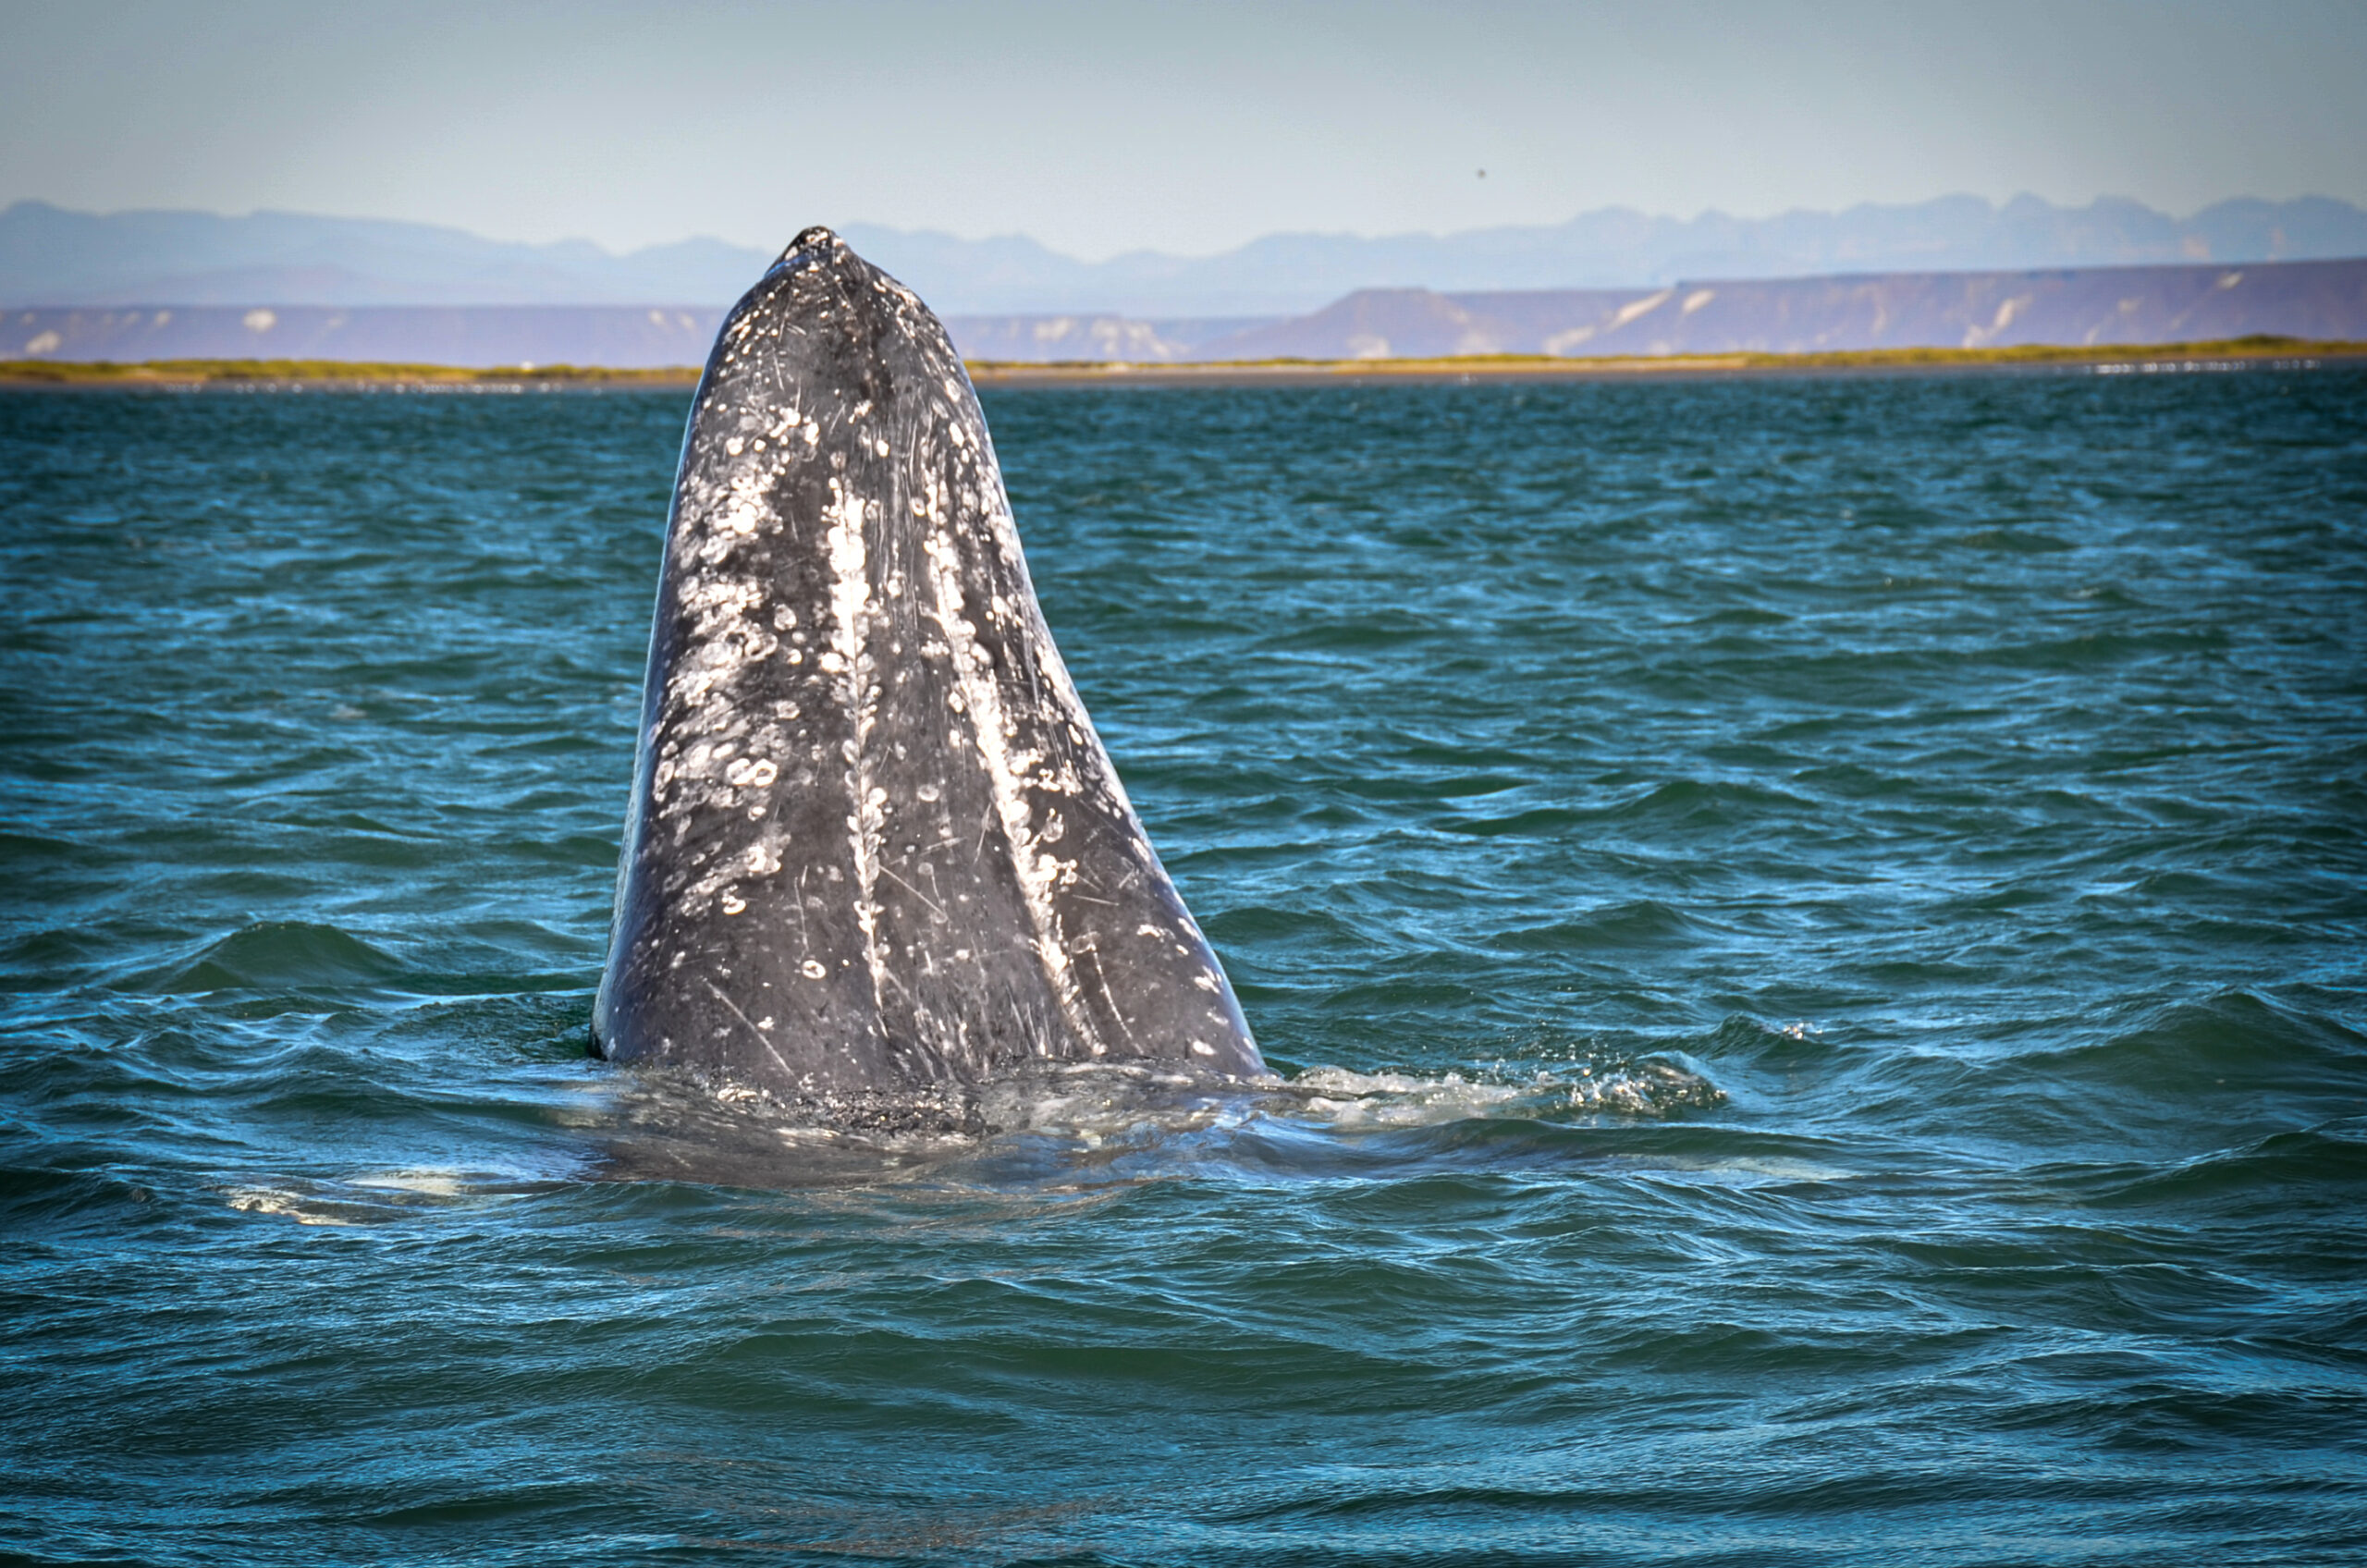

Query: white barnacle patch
left=801, top=959, right=827, bottom=980
left=822, top=475, right=890, bottom=1005
left=918, top=517, right=1098, bottom=1054
left=659, top=575, right=780, bottom=725
left=723, top=756, right=779, bottom=789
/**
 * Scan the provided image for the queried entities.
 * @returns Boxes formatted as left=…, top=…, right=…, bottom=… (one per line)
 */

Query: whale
left=593, top=227, right=1264, bottom=1111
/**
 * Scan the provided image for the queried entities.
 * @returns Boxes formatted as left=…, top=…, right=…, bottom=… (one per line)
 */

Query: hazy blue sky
left=4, top=0, right=2361, bottom=260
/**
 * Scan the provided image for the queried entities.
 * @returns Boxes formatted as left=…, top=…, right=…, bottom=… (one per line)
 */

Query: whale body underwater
left=593, top=227, right=1266, bottom=1109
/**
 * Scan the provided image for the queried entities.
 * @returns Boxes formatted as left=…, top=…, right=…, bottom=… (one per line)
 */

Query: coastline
left=966, top=337, right=2366, bottom=387
left=0, top=360, right=703, bottom=390
left=0, top=337, right=2359, bottom=390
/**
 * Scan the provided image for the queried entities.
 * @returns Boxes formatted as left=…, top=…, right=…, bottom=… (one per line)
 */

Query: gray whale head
left=593, top=227, right=1264, bottom=1107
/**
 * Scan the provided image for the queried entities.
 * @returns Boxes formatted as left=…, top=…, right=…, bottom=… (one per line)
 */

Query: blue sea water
left=3, top=367, right=2364, bottom=1565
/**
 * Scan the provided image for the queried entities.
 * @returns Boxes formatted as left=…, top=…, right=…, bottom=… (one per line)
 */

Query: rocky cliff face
left=1187, top=259, right=2367, bottom=361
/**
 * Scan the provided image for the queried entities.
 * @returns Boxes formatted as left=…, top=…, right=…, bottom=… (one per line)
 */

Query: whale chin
left=593, top=227, right=1264, bottom=1107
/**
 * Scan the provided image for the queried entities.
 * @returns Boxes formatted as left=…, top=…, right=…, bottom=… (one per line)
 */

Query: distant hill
left=12, top=258, right=2363, bottom=368
left=1, top=305, right=726, bottom=369
left=1192, top=258, right=2367, bottom=361
left=0, top=304, right=1267, bottom=367
left=933, top=315, right=1270, bottom=362
left=0, top=202, right=764, bottom=308
left=6, top=195, right=2366, bottom=317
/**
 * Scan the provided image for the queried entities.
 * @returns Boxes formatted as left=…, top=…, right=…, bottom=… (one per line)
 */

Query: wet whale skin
left=593, top=228, right=1264, bottom=1099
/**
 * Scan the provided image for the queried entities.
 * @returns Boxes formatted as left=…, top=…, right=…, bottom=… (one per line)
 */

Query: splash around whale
left=593, top=227, right=1266, bottom=1120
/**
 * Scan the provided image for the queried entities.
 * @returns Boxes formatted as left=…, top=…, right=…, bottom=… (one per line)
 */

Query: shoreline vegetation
left=0, top=337, right=2358, bottom=390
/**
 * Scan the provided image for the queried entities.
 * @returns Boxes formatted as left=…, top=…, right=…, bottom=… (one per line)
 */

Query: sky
left=4, top=0, right=2362, bottom=262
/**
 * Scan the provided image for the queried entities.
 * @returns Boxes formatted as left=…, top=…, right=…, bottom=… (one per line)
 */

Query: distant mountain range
left=13, top=258, right=2362, bottom=367
left=6, top=194, right=2366, bottom=317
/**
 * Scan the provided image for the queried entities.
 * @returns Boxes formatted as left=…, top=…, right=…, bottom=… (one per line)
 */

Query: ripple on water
left=3, top=372, right=2365, bottom=1563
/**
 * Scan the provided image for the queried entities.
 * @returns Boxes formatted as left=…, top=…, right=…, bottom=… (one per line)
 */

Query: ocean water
left=3, top=367, right=2363, bottom=1565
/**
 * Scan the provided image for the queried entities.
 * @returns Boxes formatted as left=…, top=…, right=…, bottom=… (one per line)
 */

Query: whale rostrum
left=593, top=227, right=1264, bottom=1102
